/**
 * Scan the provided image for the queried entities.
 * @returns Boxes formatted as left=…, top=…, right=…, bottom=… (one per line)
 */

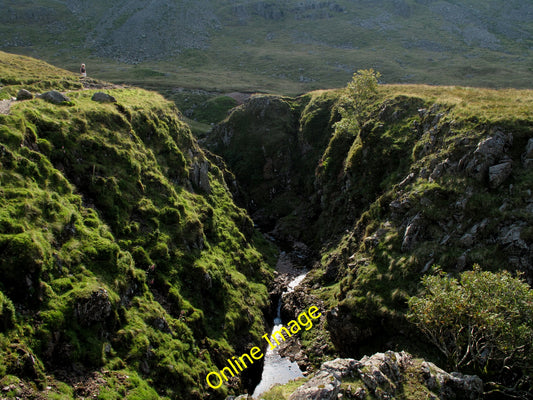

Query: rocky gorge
left=208, top=86, right=533, bottom=398
left=1, top=52, right=533, bottom=399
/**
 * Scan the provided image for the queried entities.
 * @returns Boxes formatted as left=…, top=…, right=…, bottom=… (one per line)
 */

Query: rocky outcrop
left=488, top=160, right=512, bottom=188
left=190, top=158, right=211, bottom=193
left=286, top=352, right=483, bottom=400
left=523, top=138, right=533, bottom=168
left=38, top=90, right=70, bottom=104
left=289, top=369, right=341, bottom=399
left=16, top=89, right=33, bottom=100
left=91, top=92, right=117, bottom=103
left=401, top=212, right=423, bottom=251
left=74, top=288, right=113, bottom=327
left=460, top=130, right=513, bottom=183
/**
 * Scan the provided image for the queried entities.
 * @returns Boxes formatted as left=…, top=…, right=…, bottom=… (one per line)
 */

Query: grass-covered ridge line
left=0, top=52, right=83, bottom=100
left=0, top=51, right=274, bottom=399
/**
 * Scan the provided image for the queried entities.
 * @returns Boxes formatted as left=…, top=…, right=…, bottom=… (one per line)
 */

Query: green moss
left=0, top=54, right=275, bottom=399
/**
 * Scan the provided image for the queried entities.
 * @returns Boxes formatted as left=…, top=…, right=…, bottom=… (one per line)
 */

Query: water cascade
left=252, top=272, right=307, bottom=398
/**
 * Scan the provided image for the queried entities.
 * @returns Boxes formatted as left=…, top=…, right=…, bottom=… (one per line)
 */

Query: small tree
left=346, top=68, right=381, bottom=116
left=408, top=266, right=533, bottom=391
left=334, top=69, right=381, bottom=136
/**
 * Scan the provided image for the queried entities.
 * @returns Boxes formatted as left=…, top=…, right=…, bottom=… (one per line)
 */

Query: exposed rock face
left=287, top=352, right=483, bottom=400
left=460, top=130, right=513, bottom=182
left=523, top=138, right=533, bottom=167
left=401, top=212, right=423, bottom=251
left=38, top=90, right=70, bottom=104
left=289, top=369, right=341, bottom=399
left=208, top=93, right=334, bottom=242
left=91, top=92, right=117, bottom=103
left=488, top=160, right=512, bottom=188
left=74, top=288, right=113, bottom=327
left=16, top=89, right=33, bottom=100
left=190, top=159, right=211, bottom=193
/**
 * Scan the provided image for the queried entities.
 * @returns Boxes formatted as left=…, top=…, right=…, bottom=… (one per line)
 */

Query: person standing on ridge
left=80, top=63, right=87, bottom=78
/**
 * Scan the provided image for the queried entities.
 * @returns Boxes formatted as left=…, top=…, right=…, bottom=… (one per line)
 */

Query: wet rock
left=91, top=92, right=117, bottom=103
left=277, top=335, right=309, bottom=371
left=16, top=89, right=33, bottom=100
left=38, top=90, right=70, bottom=104
left=281, top=285, right=312, bottom=323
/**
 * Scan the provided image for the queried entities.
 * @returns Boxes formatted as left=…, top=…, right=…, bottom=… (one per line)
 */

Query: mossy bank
left=0, top=51, right=275, bottom=399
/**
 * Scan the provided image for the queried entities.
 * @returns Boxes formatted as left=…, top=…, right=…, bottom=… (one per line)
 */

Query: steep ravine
left=1, top=52, right=533, bottom=399
left=207, top=88, right=533, bottom=398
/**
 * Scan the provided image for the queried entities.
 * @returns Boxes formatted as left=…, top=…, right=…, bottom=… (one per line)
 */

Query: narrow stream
left=251, top=272, right=307, bottom=399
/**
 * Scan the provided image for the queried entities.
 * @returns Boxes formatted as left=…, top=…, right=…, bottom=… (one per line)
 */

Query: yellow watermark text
left=205, top=305, right=322, bottom=389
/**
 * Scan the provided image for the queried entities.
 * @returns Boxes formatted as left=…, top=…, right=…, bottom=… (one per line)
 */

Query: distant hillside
left=0, top=0, right=532, bottom=92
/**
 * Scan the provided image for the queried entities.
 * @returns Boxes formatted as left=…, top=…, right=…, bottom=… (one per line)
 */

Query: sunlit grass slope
left=0, top=51, right=274, bottom=399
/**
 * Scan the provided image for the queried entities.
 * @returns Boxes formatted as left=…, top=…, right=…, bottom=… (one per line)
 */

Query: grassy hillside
left=0, top=51, right=275, bottom=399
left=207, top=79, right=533, bottom=391
left=0, top=0, right=532, bottom=94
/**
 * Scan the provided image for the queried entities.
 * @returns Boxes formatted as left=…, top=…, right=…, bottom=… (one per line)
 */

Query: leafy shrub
left=335, top=69, right=381, bottom=132
left=346, top=69, right=381, bottom=114
left=408, top=266, right=533, bottom=391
